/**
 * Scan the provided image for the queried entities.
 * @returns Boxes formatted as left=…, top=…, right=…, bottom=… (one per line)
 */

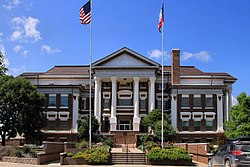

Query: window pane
left=61, top=96, right=68, bottom=107
left=104, top=99, right=110, bottom=109
left=49, top=96, right=56, bottom=106
left=60, top=121, right=69, bottom=130
left=206, top=121, right=213, bottom=131
left=193, top=97, right=201, bottom=107
left=140, top=100, right=146, bottom=109
left=181, top=97, right=189, bottom=107
left=48, top=121, right=56, bottom=130
left=182, top=121, right=189, bottom=131
left=157, top=100, right=161, bottom=109
left=194, top=121, right=201, bottom=131
left=206, top=97, right=213, bottom=107
left=118, top=99, right=132, bottom=106
left=82, top=99, right=87, bottom=110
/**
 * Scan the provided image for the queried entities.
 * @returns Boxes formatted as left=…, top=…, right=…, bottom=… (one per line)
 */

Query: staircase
left=111, top=152, right=146, bottom=164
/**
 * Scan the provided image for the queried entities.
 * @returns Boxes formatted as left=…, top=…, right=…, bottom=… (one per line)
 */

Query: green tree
left=78, top=115, right=99, bottom=141
left=142, top=109, right=175, bottom=141
left=0, top=76, right=46, bottom=146
left=0, top=51, right=7, bottom=75
left=225, top=92, right=250, bottom=138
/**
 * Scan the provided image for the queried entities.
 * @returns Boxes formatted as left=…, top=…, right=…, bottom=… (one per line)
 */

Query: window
left=194, top=121, right=201, bottom=131
left=193, top=95, right=201, bottom=108
left=182, top=138, right=189, bottom=143
left=118, top=99, right=132, bottom=106
left=206, top=121, right=213, bottom=131
left=60, top=121, right=69, bottom=130
left=140, top=82, right=147, bottom=89
left=61, top=95, right=68, bottom=107
left=119, top=120, right=130, bottom=130
left=182, top=121, right=189, bottom=131
left=194, top=138, right=201, bottom=143
left=48, top=121, right=56, bottom=130
left=181, top=95, right=189, bottom=108
left=49, top=95, right=56, bottom=107
left=157, top=83, right=167, bottom=90
left=206, top=138, right=213, bottom=143
left=118, top=90, right=133, bottom=106
left=140, top=99, right=146, bottom=109
left=205, top=95, right=213, bottom=108
left=104, top=99, right=110, bottom=109
left=82, top=98, right=87, bottom=110
left=103, top=82, right=111, bottom=88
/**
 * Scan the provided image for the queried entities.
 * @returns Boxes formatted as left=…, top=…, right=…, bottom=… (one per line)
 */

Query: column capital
left=94, top=77, right=101, bottom=82
left=149, top=77, right=156, bottom=83
left=111, top=77, right=117, bottom=83
left=133, top=77, right=140, bottom=83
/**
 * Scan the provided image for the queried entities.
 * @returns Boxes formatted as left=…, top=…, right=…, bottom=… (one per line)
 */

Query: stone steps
left=111, top=153, right=146, bottom=164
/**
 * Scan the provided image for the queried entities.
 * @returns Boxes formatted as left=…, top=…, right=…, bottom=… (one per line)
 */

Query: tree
left=0, top=76, right=46, bottom=146
left=142, top=109, right=175, bottom=141
left=78, top=115, right=99, bottom=141
left=0, top=51, right=7, bottom=75
left=225, top=92, right=250, bottom=139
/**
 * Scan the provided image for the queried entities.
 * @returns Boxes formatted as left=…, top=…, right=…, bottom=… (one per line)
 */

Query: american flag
left=158, top=3, right=164, bottom=32
left=80, top=1, right=91, bottom=25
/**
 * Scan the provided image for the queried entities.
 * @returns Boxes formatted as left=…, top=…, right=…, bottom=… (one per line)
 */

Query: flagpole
left=89, top=0, right=93, bottom=148
left=161, top=0, right=164, bottom=149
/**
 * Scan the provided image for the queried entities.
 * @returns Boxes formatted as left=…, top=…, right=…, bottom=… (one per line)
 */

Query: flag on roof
left=80, top=1, right=91, bottom=25
left=158, top=3, right=164, bottom=32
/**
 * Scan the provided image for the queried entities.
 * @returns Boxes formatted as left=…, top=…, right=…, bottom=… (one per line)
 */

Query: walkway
left=0, top=161, right=208, bottom=167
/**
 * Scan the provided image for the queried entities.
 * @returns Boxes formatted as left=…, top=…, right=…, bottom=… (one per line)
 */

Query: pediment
left=92, top=47, right=159, bottom=69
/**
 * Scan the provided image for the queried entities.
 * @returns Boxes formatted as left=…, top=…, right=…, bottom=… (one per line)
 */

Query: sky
left=0, top=0, right=250, bottom=103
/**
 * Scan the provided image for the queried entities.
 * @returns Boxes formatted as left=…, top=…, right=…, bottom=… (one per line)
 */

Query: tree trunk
left=1, top=134, right=5, bottom=146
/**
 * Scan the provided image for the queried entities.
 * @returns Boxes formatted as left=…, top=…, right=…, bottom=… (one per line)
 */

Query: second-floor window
left=181, top=95, right=189, bottom=108
left=193, top=95, right=201, bottom=108
left=61, top=95, right=68, bottom=107
left=49, top=95, right=56, bottom=107
left=205, top=95, right=213, bottom=108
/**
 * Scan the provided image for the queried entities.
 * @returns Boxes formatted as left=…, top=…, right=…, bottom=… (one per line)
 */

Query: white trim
left=58, top=112, right=70, bottom=121
left=118, top=90, right=133, bottom=99
left=194, top=94, right=201, bottom=98
left=47, top=111, right=57, bottom=120
left=182, top=94, right=189, bottom=98
left=140, top=92, right=147, bottom=100
left=204, top=112, right=216, bottom=120
left=206, top=94, right=213, bottom=98
left=103, top=92, right=111, bottom=99
left=180, top=112, right=192, bottom=121
left=192, top=112, right=203, bottom=121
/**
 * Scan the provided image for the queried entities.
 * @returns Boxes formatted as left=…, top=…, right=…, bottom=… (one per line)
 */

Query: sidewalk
left=0, top=161, right=208, bottom=167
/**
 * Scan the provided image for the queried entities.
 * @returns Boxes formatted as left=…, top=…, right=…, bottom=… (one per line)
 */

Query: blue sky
left=0, top=0, right=250, bottom=102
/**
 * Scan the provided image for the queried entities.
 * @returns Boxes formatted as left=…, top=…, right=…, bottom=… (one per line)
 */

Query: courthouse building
left=20, top=47, right=236, bottom=143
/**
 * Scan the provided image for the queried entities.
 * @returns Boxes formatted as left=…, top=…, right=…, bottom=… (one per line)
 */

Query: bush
left=67, top=152, right=74, bottom=157
left=144, top=141, right=159, bottom=151
left=82, top=146, right=110, bottom=164
left=29, top=150, right=37, bottom=158
left=147, top=147, right=192, bottom=162
left=100, top=136, right=114, bottom=148
left=12, top=148, right=23, bottom=158
left=22, top=146, right=31, bottom=154
left=72, top=152, right=83, bottom=159
left=75, top=140, right=89, bottom=149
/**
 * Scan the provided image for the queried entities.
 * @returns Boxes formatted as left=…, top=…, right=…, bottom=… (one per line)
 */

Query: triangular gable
left=92, top=47, right=160, bottom=69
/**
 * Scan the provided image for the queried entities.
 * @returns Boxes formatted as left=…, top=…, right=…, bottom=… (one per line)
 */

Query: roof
left=45, top=66, right=89, bottom=75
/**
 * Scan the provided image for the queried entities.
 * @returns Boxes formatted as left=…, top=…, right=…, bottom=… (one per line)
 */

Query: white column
left=72, top=94, right=79, bottom=132
left=217, top=94, right=224, bottom=132
left=133, top=77, right=140, bottom=131
left=94, top=77, right=101, bottom=123
left=110, top=77, right=117, bottom=131
left=171, top=94, right=177, bottom=130
left=149, top=77, right=156, bottom=111
left=228, top=88, right=232, bottom=121
left=225, top=91, right=229, bottom=121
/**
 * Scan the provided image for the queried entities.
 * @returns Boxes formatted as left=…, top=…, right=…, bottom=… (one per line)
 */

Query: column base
left=110, top=117, right=117, bottom=131
left=133, top=117, right=140, bottom=131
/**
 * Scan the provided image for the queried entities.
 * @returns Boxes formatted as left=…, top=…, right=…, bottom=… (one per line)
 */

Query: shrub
left=29, top=150, right=37, bottom=158
left=67, top=152, right=73, bottom=157
left=82, top=146, right=110, bottom=164
left=12, top=148, right=23, bottom=158
left=72, top=152, right=83, bottom=159
left=144, top=141, right=159, bottom=151
left=100, top=136, right=114, bottom=148
left=75, top=140, right=89, bottom=149
left=22, top=146, right=31, bottom=154
left=147, top=147, right=192, bottom=162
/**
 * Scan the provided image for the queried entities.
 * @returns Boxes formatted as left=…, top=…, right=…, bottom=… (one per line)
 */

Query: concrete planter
left=2, top=156, right=37, bottom=165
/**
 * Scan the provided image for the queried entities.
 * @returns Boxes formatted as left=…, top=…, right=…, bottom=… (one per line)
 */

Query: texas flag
left=158, top=3, right=164, bottom=32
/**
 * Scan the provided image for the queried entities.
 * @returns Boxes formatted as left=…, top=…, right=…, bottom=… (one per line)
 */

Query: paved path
left=0, top=161, right=208, bottom=167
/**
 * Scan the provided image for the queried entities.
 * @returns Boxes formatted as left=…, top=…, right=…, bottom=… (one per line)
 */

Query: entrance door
left=119, top=120, right=131, bottom=130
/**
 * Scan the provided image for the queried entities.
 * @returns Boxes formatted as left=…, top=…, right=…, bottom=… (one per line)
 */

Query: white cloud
left=0, top=44, right=6, bottom=55
left=232, top=96, right=238, bottom=106
left=182, top=51, right=211, bottom=62
left=9, top=65, right=26, bottom=76
left=3, top=0, right=21, bottom=10
left=148, top=49, right=169, bottom=59
left=0, top=32, right=3, bottom=42
left=11, top=16, right=41, bottom=42
left=41, top=45, right=61, bottom=55
left=13, top=45, right=23, bottom=53
left=22, top=50, right=29, bottom=58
